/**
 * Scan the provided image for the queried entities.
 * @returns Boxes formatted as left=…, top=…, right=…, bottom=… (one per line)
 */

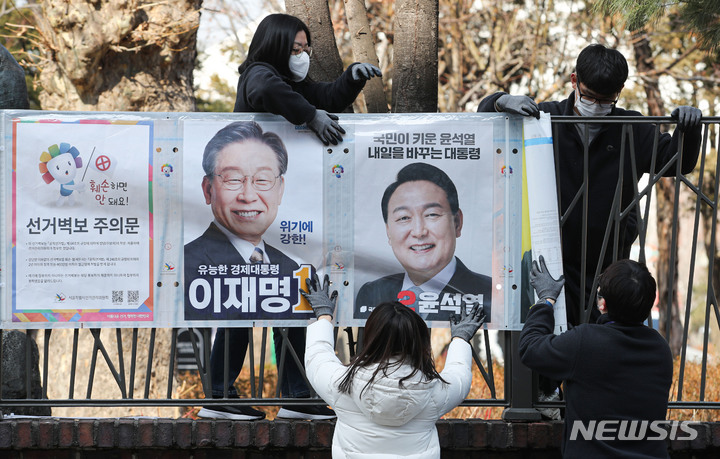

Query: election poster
left=348, top=118, right=495, bottom=328
left=10, top=118, right=153, bottom=325
left=181, top=119, right=324, bottom=326
left=0, top=111, right=563, bottom=331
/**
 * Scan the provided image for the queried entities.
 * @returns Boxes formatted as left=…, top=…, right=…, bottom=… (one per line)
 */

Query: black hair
left=337, top=302, right=446, bottom=396
left=381, top=163, right=460, bottom=223
left=202, top=121, right=288, bottom=176
left=598, top=259, right=656, bottom=324
left=575, top=44, right=628, bottom=95
left=238, top=13, right=311, bottom=79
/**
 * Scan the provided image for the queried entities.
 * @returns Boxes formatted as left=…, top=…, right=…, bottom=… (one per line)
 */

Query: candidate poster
left=350, top=119, right=495, bottom=328
left=182, top=119, right=323, bottom=326
left=11, top=119, right=153, bottom=324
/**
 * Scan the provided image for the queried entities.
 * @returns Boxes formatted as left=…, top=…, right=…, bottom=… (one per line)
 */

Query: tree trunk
left=632, top=31, right=683, bottom=356
left=344, top=0, right=387, bottom=112
left=286, top=0, right=344, bottom=83
left=437, top=0, right=462, bottom=112
left=32, top=0, right=202, bottom=111
left=392, top=0, right=438, bottom=112
left=27, top=0, right=202, bottom=415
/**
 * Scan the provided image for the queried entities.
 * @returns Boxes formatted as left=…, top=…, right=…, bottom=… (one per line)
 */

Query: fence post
left=501, top=330, right=541, bottom=421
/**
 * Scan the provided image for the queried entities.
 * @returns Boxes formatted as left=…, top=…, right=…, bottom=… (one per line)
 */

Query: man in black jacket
left=478, top=44, right=702, bottom=327
left=520, top=256, right=673, bottom=458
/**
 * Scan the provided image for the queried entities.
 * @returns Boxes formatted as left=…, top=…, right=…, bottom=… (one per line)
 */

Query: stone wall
left=1, top=418, right=719, bottom=458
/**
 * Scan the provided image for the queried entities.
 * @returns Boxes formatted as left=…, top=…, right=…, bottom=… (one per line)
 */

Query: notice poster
left=11, top=119, right=154, bottom=324
left=349, top=119, right=495, bottom=328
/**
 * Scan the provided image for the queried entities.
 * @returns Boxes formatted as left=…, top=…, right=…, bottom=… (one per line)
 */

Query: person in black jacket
left=233, top=13, right=382, bottom=146
left=520, top=256, right=673, bottom=458
left=477, top=44, right=702, bottom=327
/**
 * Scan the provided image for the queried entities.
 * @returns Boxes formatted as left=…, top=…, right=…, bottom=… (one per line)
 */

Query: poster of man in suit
left=351, top=120, right=495, bottom=326
left=182, top=119, right=322, bottom=325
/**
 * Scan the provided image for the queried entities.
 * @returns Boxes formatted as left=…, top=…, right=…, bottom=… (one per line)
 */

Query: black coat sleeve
left=477, top=92, right=566, bottom=116
left=476, top=92, right=507, bottom=113
left=293, top=63, right=366, bottom=113
left=665, top=123, right=702, bottom=175
left=235, top=64, right=318, bottom=125
left=235, top=63, right=367, bottom=125
left=519, top=303, right=580, bottom=382
left=623, top=108, right=702, bottom=177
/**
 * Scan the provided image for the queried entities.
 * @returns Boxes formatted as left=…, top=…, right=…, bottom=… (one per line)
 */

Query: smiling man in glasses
left=478, top=43, right=702, bottom=328
left=185, top=120, right=335, bottom=421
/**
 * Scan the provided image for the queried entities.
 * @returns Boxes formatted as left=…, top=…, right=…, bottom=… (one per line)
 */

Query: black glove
left=300, top=273, right=338, bottom=320
left=449, top=303, right=486, bottom=342
left=351, top=63, right=382, bottom=81
left=671, top=106, right=702, bottom=131
left=496, top=94, right=540, bottom=119
left=529, top=255, right=565, bottom=302
left=307, top=109, right=345, bottom=146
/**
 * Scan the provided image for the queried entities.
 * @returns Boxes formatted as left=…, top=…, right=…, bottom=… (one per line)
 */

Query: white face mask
left=574, top=90, right=613, bottom=117
left=288, top=52, right=310, bottom=82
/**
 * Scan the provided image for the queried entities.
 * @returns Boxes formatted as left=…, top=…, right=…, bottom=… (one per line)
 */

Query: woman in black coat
left=233, top=13, right=382, bottom=145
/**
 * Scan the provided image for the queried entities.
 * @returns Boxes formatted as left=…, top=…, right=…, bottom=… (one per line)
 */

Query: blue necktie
left=249, top=247, right=264, bottom=264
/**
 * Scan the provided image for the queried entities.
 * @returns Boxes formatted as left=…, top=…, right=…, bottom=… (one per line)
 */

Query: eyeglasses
left=577, top=85, right=619, bottom=109
left=596, top=289, right=604, bottom=305
left=212, top=172, right=281, bottom=192
left=291, top=42, right=313, bottom=57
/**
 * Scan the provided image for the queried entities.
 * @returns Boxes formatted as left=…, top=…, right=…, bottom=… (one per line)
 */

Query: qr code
left=112, top=290, right=123, bottom=304
left=128, top=290, right=139, bottom=304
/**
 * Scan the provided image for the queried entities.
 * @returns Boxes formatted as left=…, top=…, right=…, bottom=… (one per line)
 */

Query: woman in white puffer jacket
left=301, top=274, right=486, bottom=459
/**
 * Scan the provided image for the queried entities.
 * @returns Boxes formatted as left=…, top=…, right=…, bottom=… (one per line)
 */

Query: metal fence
left=1, top=116, right=718, bottom=418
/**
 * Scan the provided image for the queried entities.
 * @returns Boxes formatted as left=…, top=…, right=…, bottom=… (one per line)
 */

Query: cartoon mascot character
left=39, top=143, right=85, bottom=206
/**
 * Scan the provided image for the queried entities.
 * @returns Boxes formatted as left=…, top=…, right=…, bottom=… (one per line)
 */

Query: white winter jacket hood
left=350, top=360, right=435, bottom=427
left=305, top=319, right=473, bottom=459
